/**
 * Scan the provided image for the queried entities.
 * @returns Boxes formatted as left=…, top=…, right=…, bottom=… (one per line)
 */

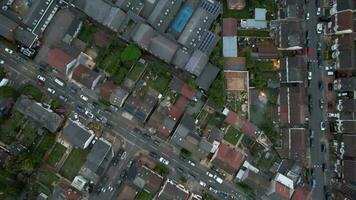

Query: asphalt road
left=306, top=2, right=330, bottom=200
left=0, top=44, right=248, bottom=200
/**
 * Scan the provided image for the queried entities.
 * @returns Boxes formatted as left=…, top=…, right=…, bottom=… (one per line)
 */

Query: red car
left=36, top=80, right=44, bottom=86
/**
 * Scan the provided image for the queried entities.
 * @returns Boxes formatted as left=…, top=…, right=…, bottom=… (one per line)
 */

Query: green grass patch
left=224, top=127, right=242, bottom=145
left=20, top=84, right=43, bottom=101
left=237, top=29, right=270, bottom=37
left=21, top=123, right=38, bottom=147
left=78, top=22, right=97, bottom=45
left=127, top=62, right=145, bottom=81
left=47, top=143, right=66, bottom=167
left=0, top=112, right=23, bottom=144
left=38, top=170, right=59, bottom=188
left=222, top=0, right=277, bottom=20
left=33, top=133, right=55, bottom=158
left=0, top=86, right=19, bottom=100
left=207, top=72, right=225, bottom=108
left=60, top=148, right=90, bottom=181
left=135, top=190, right=153, bottom=200
left=147, top=76, right=170, bottom=94
left=153, top=163, right=169, bottom=176
left=31, top=182, right=51, bottom=197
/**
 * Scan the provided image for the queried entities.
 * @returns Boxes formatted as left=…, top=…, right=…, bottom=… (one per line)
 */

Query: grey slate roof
left=147, top=0, right=183, bottom=32
left=15, top=95, right=64, bottom=133
left=172, top=48, right=191, bottom=69
left=171, top=113, right=195, bottom=146
left=0, top=13, right=17, bottom=41
left=103, top=7, right=127, bottom=32
left=131, top=23, right=157, bottom=50
left=84, top=138, right=113, bottom=175
left=197, top=63, right=219, bottom=91
left=62, top=120, right=94, bottom=149
left=149, top=35, right=179, bottom=63
left=14, top=26, right=38, bottom=48
left=185, top=50, right=209, bottom=76
left=280, top=56, right=306, bottom=83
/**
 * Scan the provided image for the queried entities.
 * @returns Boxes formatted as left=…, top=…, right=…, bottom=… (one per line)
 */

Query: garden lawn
left=38, top=170, right=59, bottom=188
left=0, top=112, right=23, bottom=144
left=60, top=148, right=90, bottom=181
left=21, top=84, right=43, bottom=101
left=127, top=62, right=145, bottom=81
left=224, top=127, right=242, bottom=146
left=21, top=123, right=38, bottom=147
left=136, top=190, right=152, bottom=200
left=33, top=133, right=55, bottom=158
left=47, top=143, right=66, bottom=167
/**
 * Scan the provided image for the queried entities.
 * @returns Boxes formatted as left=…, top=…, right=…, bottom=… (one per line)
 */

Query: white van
left=54, top=78, right=65, bottom=87
left=0, top=78, right=9, bottom=87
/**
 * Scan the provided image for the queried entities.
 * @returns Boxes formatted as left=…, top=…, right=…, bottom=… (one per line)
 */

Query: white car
left=47, top=87, right=55, bottom=94
left=37, top=75, right=46, bottom=82
left=0, top=59, right=4, bottom=65
left=80, top=94, right=88, bottom=101
left=159, top=157, right=170, bottom=165
left=325, top=66, right=333, bottom=71
left=213, top=175, right=223, bottom=184
left=187, top=160, right=196, bottom=167
left=316, top=7, right=321, bottom=16
left=120, top=151, right=127, bottom=160
left=328, top=113, right=339, bottom=118
left=206, top=172, right=214, bottom=178
left=320, top=121, right=326, bottom=131
left=316, top=23, right=323, bottom=34
left=306, top=12, right=310, bottom=20
left=199, top=180, right=207, bottom=187
left=85, top=110, right=94, bottom=118
left=308, top=71, right=312, bottom=80
left=337, top=92, right=348, bottom=97
left=5, top=48, right=13, bottom=54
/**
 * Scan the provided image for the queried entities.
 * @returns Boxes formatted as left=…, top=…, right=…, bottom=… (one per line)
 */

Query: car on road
left=76, top=105, right=85, bottom=113
left=320, top=121, right=326, bottom=131
left=199, top=180, right=207, bottom=187
left=36, top=79, right=44, bottom=86
left=36, top=75, right=46, bottom=82
left=337, top=92, right=348, bottom=97
left=47, top=87, right=55, bottom=94
left=149, top=152, right=158, bottom=159
left=187, top=160, right=196, bottom=167
left=318, top=81, right=323, bottom=89
left=80, top=94, right=88, bottom=101
left=306, top=12, right=310, bottom=20
left=153, top=140, right=160, bottom=146
left=316, top=7, right=321, bottom=15
left=5, top=48, right=13, bottom=54
left=176, top=167, right=184, bottom=174
left=316, top=23, right=323, bottom=34
left=159, top=157, right=169, bottom=165
left=70, top=87, right=77, bottom=94
left=85, top=110, right=94, bottom=118
left=0, top=59, right=4, bottom=65
left=208, top=186, right=218, bottom=194
left=308, top=71, right=312, bottom=80
left=328, top=113, right=339, bottom=118
left=110, top=104, right=119, bottom=112
left=120, top=170, right=127, bottom=179
left=59, top=95, right=68, bottom=102
left=214, top=175, right=223, bottom=184
left=120, top=151, right=127, bottom=160
left=142, top=133, right=151, bottom=140
left=321, top=143, right=326, bottom=152
left=206, top=171, right=214, bottom=178
left=104, top=122, right=113, bottom=129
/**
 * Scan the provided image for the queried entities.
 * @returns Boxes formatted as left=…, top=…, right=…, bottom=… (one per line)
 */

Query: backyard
left=223, top=0, right=277, bottom=20
left=146, top=62, right=172, bottom=93
left=47, top=143, right=66, bottom=167
left=21, top=123, right=39, bottom=147
left=20, top=84, right=43, bottom=101
left=127, top=62, right=146, bottom=81
left=60, top=148, right=90, bottom=181
left=224, top=127, right=242, bottom=146
left=0, top=112, right=24, bottom=144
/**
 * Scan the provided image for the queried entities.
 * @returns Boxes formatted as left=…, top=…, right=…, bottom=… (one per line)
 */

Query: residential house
left=251, top=46, right=279, bottom=61
left=47, top=48, right=76, bottom=77
left=291, top=183, right=312, bottom=200
left=52, top=182, right=82, bottom=200
left=222, top=18, right=238, bottom=58
left=133, top=165, right=164, bottom=195
left=240, top=8, right=268, bottom=29
left=196, top=63, right=219, bottom=91
left=279, top=86, right=306, bottom=125
left=289, top=128, right=308, bottom=166
left=80, top=138, right=114, bottom=183
left=156, top=179, right=190, bottom=200
left=62, top=17, right=83, bottom=45
left=330, top=0, right=356, bottom=14
left=342, top=160, right=356, bottom=185
left=279, top=0, right=305, bottom=20
left=211, top=143, right=246, bottom=175
left=15, top=95, right=64, bottom=133
left=330, top=10, right=355, bottom=35
left=117, top=183, right=139, bottom=200
left=274, top=21, right=305, bottom=50
left=280, top=56, right=307, bottom=83
left=62, top=119, right=95, bottom=149
left=147, top=101, right=177, bottom=139
left=110, top=87, right=129, bottom=107
left=100, top=80, right=116, bottom=101
left=69, top=64, right=102, bottom=90
left=123, top=86, right=160, bottom=123
left=171, top=114, right=213, bottom=159
left=236, top=169, right=270, bottom=195
left=332, top=33, right=356, bottom=73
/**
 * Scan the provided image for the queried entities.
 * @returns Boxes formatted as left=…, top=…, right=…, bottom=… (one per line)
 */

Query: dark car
left=153, top=140, right=160, bottom=146
left=321, top=143, right=326, bottom=152
left=142, top=133, right=151, bottom=140
left=120, top=170, right=127, bottom=179
left=117, top=148, right=125, bottom=157
left=92, top=102, right=100, bottom=108
left=322, top=163, right=326, bottom=172
left=70, top=87, right=77, bottom=94
left=76, top=105, right=85, bottom=113
left=149, top=152, right=158, bottom=159
left=176, top=167, right=184, bottom=174
left=318, top=81, right=323, bottom=89
left=104, top=122, right=113, bottom=129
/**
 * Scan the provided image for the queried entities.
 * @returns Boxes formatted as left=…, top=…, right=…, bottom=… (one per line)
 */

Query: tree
left=120, top=44, right=141, bottom=64
left=153, top=163, right=169, bottom=176
left=207, top=72, right=225, bottom=107
left=180, top=148, right=192, bottom=158
left=187, top=79, right=197, bottom=90
left=51, top=99, right=61, bottom=109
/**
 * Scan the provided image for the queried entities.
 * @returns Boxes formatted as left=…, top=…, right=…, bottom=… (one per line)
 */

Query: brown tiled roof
left=72, top=65, right=100, bottom=89
left=181, top=83, right=197, bottom=100
left=212, top=143, right=244, bottom=174
left=291, top=184, right=312, bottom=200
left=223, top=18, right=238, bottom=36
left=224, top=111, right=238, bottom=125
left=47, top=48, right=74, bottom=74
left=168, top=96, right=189, bottom=121
left=135, top=165, right=164, bottom=194
left=224, top=71, right=247, bottom=91
left=100, top=80, right=116, bottom=100
left=117, top=183, right=138, bottom=200
left=336, top=11, right=353, bottom=32
left=290, top=129, right=307, bottom=166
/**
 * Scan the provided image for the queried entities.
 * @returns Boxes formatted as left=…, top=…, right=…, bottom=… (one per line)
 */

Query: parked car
left=36, top=79, right=44, bottom=86
left=76, top=105, right=85, bottom=113
left=206, top=171, right=214, bottom=178
left=149, top=152, right=158, bottom=159
left=85, top=110, right=94, bottom=118
left=176, top=167, right=184, bottom=174
left=320, top=121, right=326, bottom=131
left=70, top=87, right=77, bottom=94
left=37, top=75, right=46, bottom=82
left=5, top=48, right=13, bottom=54
left=153, top=140, right=160, bottom=146
left=47, top=87, right=55, bottom=94
left=199, top=180, right=207, bottom=187
left=59, top=95, right=68, bottom=102
left=120, top=151, right=127, bottom=160
left=316, top=23, right=323, bottom=34
left=187, top=160, right=196, bottom=167
left=80, top=94, right=88, bottom=101
left=308, top=71, right=312, bottom=80
left=0, top=59, right=4, bottom=65
left=306, top=12, right=310, bottom=20
left=316, top=7, right=321, bottom=15
left=159, top=157, right=169, bottom=165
